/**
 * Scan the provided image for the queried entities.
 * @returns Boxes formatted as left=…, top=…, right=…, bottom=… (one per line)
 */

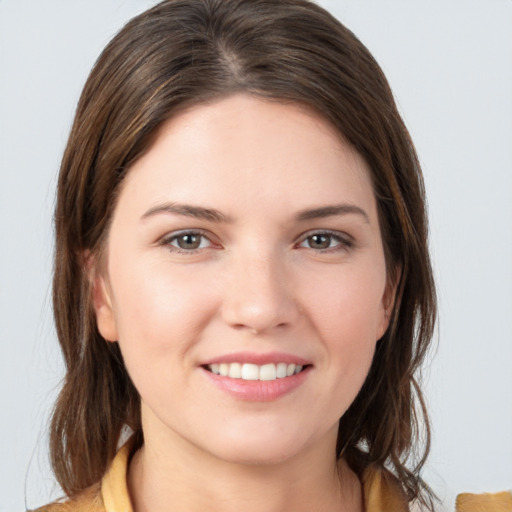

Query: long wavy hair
left=50, top=0, right=437, bottom=509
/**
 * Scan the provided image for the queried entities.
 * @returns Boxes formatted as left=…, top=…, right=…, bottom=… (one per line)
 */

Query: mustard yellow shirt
left=32, top=442, right=512, bottom=512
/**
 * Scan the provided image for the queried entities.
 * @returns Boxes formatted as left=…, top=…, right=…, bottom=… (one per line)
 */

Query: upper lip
left=200, top=351, right=311, bottom=366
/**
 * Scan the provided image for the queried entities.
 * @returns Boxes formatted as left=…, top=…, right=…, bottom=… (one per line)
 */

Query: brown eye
left=307, top=234, right=332, bottom=250
left=176, top=234, right=201, bottom=249
left=166, top=232, right=211, bottom=251
left=298, top=231, right=352, bottom=252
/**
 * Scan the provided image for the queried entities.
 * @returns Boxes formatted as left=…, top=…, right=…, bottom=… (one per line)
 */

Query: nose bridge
left=221, top=244, right=297, bottom=333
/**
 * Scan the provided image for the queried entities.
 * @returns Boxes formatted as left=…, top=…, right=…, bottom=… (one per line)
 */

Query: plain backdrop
left=1, top=1, right=511, bottom=511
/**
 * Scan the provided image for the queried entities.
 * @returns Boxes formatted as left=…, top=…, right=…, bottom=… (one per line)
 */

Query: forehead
left=118, top=93, right=377, bottom=221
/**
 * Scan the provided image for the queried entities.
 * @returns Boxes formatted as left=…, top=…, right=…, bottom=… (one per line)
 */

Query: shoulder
left=456, top=490, right=512, bottom=512
left=30, top=436, right=136, bottom=512
left=29, top=484, right=105, bottom=512
left=361, top=463, right=410, bottom=512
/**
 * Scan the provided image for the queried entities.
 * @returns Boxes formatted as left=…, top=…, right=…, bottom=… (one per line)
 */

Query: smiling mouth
left=204, top=362, right=308, bottom=381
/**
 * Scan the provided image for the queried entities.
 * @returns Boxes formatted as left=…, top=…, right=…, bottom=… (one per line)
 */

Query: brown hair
left=51, top=0, right=436, bottom=508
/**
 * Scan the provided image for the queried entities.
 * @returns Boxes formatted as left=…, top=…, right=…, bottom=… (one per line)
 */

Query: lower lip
left=201, top=366, right=311, bottom=402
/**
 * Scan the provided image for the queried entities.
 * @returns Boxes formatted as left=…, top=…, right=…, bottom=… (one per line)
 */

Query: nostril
left=221, top=282, right=299, bottom=334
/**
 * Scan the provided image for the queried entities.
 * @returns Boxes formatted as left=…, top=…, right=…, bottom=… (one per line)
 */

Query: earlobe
left=85, top=253, right=119, bottom=342
left=92, top=275, right=119, bottom=342
left=377, top=308, right=391, bottom=340
left=377, top=267, right=401, bottom=340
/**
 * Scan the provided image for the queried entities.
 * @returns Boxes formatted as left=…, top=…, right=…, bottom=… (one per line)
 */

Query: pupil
left=310, top=234, right=330, bottom=249
left=179, top=234, right=200, bottom=249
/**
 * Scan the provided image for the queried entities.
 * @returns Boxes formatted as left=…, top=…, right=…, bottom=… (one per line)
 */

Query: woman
left=38, top=0, right=437, bottom=510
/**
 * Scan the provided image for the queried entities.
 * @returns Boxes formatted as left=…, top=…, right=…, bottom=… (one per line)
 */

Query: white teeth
left=207, top=362, right=305, bottom=381
left=228, top=362, right=242, bottom=379
left=259, top=363, right=277, bottom=381
left=276, top=362, right=287, bottom=378
left=241, top=363, right=259, bottom=380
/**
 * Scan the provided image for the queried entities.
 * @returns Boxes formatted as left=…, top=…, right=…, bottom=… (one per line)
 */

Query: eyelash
left=296, top=230, right=354, bottom=253
left=160, top=230, right=215, bottom=254
left=159, top=229, right=354, bottom=254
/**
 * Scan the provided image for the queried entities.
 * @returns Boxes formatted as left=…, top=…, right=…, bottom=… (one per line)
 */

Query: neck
left=127, top=423, right=362, bottom=512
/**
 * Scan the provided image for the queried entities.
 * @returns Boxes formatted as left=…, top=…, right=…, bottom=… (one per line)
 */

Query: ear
left=84, top=252, right=119, bottom=342
left=377, top=266, right=401, bottom=340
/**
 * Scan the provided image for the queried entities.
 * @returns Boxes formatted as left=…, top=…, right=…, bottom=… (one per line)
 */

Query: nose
left=220, top=250, right=299, bottom=335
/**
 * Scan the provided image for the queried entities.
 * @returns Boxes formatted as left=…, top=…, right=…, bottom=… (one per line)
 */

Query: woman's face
left=94, top=94, right=392, bottom=465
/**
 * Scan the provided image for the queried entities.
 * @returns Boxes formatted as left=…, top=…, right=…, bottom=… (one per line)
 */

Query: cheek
left=108, top=259, right=218, bottom=359
left=299, top=262, right=386, bottom=397
left=301, top=263, right=387, bottom=343
left=107, top=262, right=220, bottom=412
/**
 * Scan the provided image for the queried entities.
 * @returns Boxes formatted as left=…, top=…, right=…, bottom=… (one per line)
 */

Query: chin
left=199, top=419, right=330, bottom=467
left=211, top=438, right=304, bottom=466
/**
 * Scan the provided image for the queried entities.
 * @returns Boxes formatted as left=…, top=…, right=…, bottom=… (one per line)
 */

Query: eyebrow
left=295, top=204, right=370, bottom=223
left=141, top=202, right=232, bottom=223
left=141, top=202, right=369, bottom=224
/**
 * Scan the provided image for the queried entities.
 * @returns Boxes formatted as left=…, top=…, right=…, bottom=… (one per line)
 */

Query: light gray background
left=1, top=1, right=511, bottom=511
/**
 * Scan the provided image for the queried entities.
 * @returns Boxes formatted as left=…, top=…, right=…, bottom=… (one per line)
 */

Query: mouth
left=203, top=362, right=308, bottom=381
left=200, top=354, right=312, bottom=401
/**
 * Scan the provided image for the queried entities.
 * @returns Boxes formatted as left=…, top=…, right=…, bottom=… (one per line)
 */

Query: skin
left=93, top=94, right=394, bottom=512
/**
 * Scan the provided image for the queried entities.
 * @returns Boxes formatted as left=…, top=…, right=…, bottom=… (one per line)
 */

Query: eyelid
left=158, top=228, right=354, bottom=253
left=296, top=229, right=355, bottom=251
left=159, top=229, right=220, bottom=253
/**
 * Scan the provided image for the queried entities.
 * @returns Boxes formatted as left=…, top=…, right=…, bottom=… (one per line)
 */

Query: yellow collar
left=100, top=440, right=409, bottom=512
left=101, top=441, right=133, bottom=512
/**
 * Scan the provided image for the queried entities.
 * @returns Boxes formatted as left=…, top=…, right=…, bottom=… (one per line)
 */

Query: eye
left=298, top=231, right=353, bottom=251
left=162, top=231, right=213, bottom=252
